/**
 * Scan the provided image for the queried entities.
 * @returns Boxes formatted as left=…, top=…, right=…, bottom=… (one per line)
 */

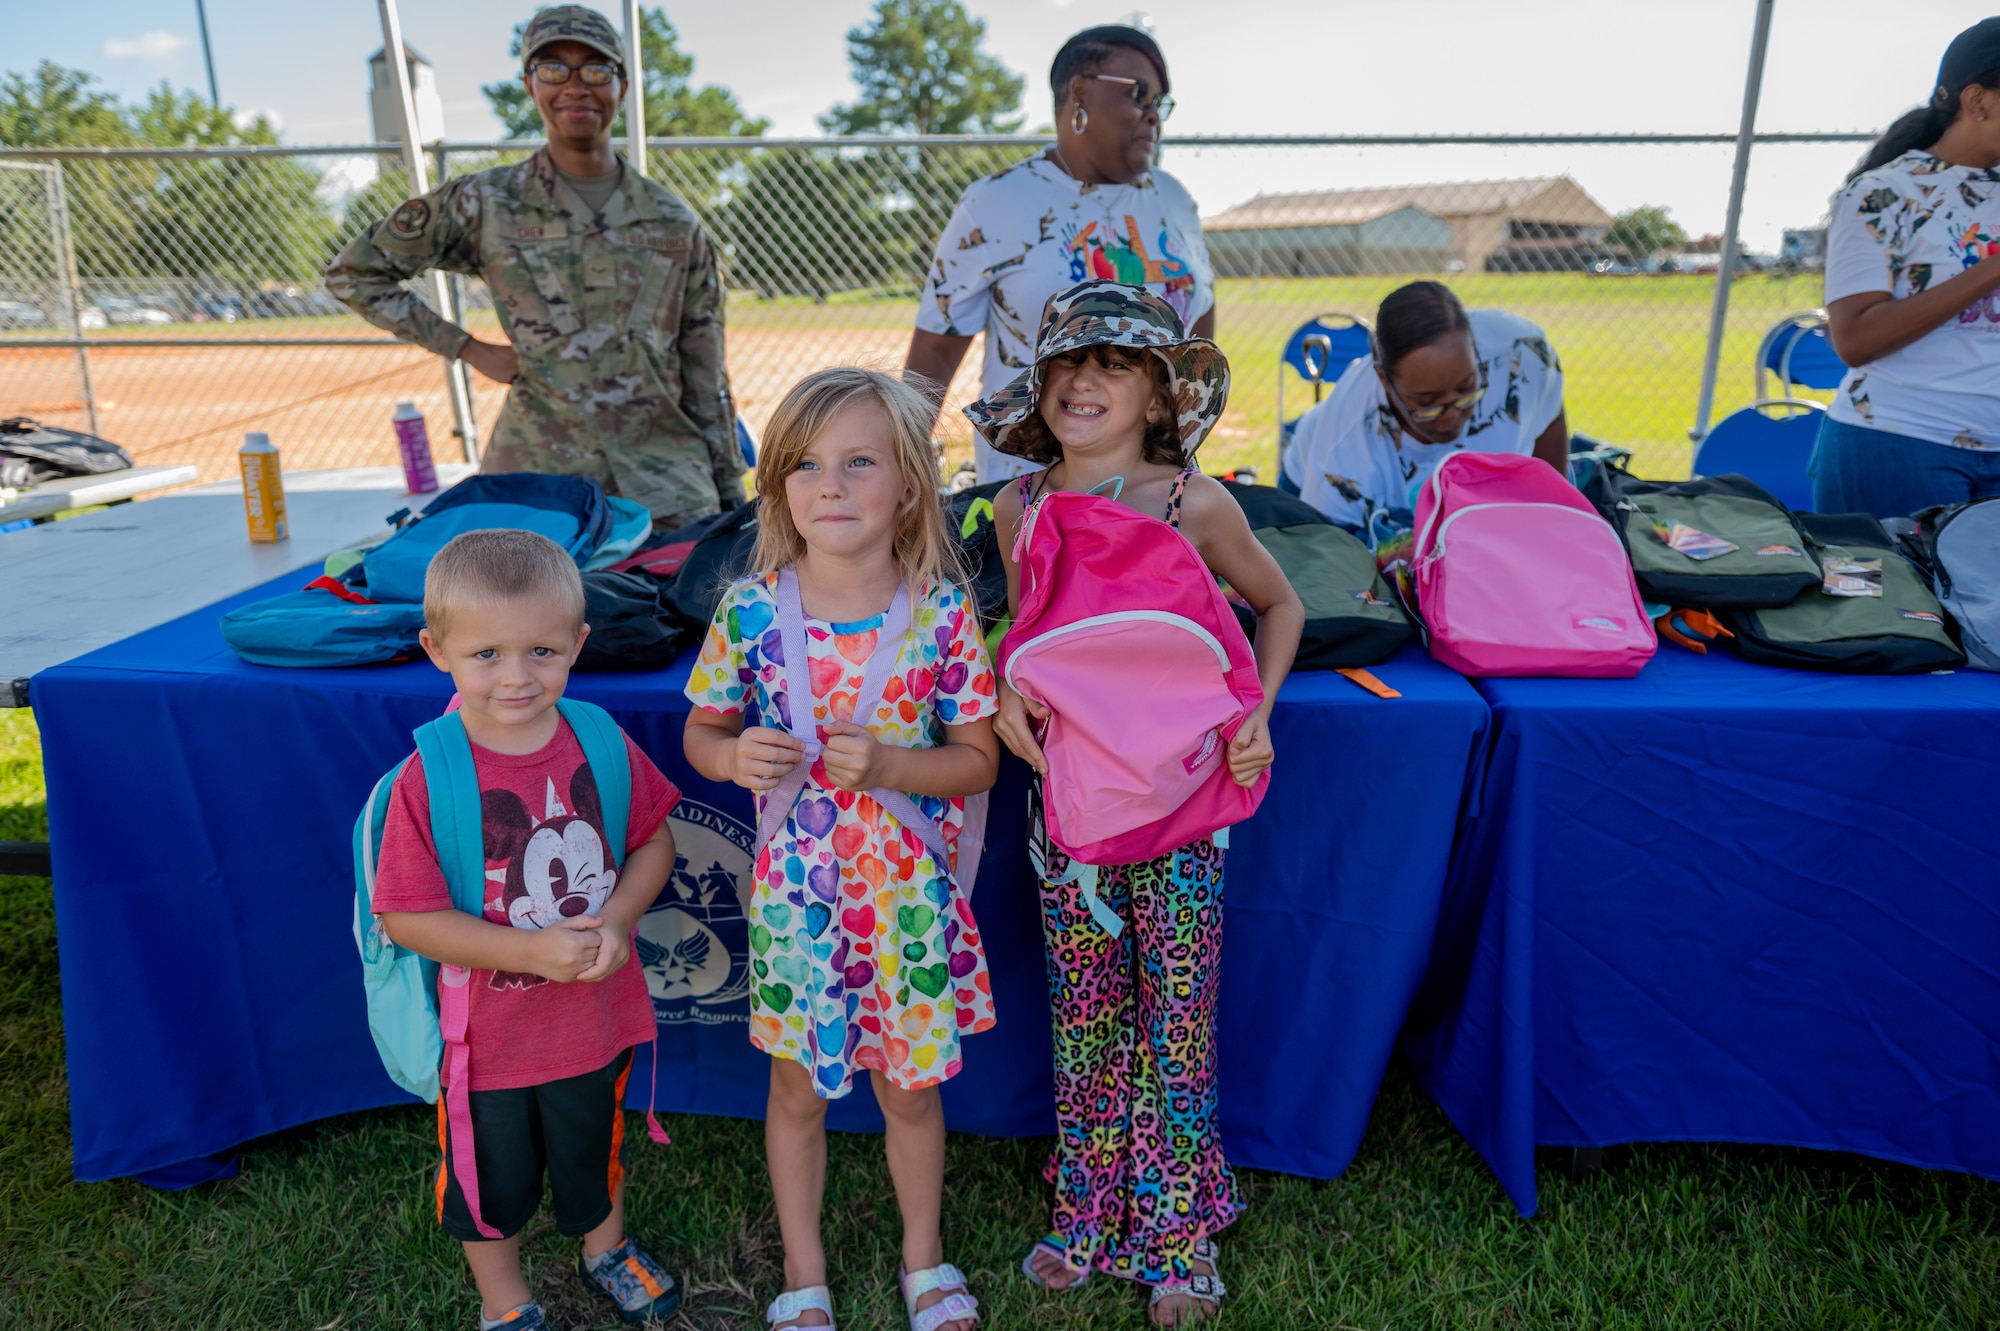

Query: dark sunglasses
left=528, top=59, right=621, bottom=86
left=1084, top=74, right=1175, bottom=121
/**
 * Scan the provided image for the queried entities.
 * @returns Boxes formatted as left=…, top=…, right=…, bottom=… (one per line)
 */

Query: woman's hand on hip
left=731, top=727, right=807, bottom=791
left=994, top=679, right=1048, bottom=775
left=458, top=336, right=520, bottom=385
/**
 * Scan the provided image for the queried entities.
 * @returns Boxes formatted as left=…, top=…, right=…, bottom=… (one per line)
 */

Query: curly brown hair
left=1004, top=344, right=1187, bottom=467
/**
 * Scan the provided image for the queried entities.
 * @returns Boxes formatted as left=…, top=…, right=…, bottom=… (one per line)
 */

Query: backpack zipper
left=1002, top=609, right=1230, bottom=691
left=1426, top=501, right=1621, bottom=559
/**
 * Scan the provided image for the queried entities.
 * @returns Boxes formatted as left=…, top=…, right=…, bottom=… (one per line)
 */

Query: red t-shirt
left=371, top=718, right=679, bottom=1091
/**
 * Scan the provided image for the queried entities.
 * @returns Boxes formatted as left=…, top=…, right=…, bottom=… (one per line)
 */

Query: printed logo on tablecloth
left=639, top=798, right=754, bottom=1027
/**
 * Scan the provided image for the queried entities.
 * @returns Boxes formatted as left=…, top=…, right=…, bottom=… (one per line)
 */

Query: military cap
left=965, top=279, right=1229, bottom=459
left=520, top=5, right=625, bottom=68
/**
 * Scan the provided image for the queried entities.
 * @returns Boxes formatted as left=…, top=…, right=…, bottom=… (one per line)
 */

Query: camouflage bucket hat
left=964, top=280, right=1230, bottom=459
left=521, top=4, right=625, bottom=67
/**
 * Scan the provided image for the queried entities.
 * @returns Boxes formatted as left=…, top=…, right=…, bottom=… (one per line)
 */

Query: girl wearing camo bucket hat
left=972, top=279, right=1302, bottom=1327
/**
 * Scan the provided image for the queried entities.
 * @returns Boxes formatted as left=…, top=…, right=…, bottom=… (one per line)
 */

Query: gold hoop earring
left=1071, top=103, right=1088, bottom=135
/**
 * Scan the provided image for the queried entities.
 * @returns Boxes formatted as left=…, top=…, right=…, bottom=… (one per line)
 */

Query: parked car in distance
left=0, top=300, right=49, bottom=328
left=96, top=296, right=174, bottom=326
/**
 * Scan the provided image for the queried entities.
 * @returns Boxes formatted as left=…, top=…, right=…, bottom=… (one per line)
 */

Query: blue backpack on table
left=221, top=473, right=652, bottom=668
left=352, top=697, right=634, bottom=1236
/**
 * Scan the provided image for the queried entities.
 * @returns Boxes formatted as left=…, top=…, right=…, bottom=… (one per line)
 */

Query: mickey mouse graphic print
left=371, top=720, right=680, bottom=1091
left=685, top=573, right=999, bottom=1098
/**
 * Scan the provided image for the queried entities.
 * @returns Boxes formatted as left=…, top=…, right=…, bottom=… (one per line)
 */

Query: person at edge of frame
left=325, top=4, right=741, bottom=527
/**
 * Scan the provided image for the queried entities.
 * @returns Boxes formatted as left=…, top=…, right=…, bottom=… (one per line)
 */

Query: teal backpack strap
left=557, top=697, right=632, bottom=867
left=413, top=713, right=488, bottom=919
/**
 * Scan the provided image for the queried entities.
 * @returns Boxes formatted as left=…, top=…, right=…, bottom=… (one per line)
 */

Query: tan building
left=1203, top=176, right=1615, bottom=274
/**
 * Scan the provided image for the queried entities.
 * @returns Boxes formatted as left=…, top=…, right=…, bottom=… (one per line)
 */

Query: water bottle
left=393, top=402, right=440, bottom=495
left=239, top=432, right=288, bottom=543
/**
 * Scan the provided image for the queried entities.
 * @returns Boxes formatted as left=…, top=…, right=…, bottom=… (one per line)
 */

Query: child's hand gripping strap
left=551, top=697, right=671, bottom=1147
left=754, top=568, right=982, bottom=896
left=414, top=712, right=502, bottom=1239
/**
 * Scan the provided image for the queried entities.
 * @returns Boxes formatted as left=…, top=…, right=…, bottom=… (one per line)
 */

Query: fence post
left=1690, top=0, right=1777, bottom=448
left=622, top=0, right=649, bottom=179
left=378, top=0, right=480, bottom=465
left=434, top=144, right=480, bottom=463
left=42, top=162, right=100, bottom=437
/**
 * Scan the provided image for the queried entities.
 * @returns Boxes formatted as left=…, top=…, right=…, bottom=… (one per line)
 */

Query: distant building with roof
left=1202, top=176, right=1615, bottom=276
left=368, top=44, right=445, bottom=146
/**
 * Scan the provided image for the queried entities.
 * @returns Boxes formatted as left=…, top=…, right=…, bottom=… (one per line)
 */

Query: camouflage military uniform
left=325, top=149, right=740, bottom=524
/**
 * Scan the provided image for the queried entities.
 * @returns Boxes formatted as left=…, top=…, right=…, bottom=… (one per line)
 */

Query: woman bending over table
left=1282, top=281, right=1566, bottom=531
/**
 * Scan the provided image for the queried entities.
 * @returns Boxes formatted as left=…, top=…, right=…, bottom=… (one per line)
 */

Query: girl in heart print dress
left=683, top=367, right=998, bottom=1331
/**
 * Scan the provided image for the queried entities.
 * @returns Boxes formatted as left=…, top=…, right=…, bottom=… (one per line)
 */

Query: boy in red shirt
left=374, top=529, right=682, bottom=1331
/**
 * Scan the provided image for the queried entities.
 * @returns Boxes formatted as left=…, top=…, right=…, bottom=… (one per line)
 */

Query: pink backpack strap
left=437, top=966, right=501, bottom=1238
left=753, top=568, right=980, bottom=892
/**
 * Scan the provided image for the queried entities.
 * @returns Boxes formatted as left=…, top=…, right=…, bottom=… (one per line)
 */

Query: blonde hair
left=423, top=528, right=586, bottom=639
left=750, top=366, right=964, bottom=595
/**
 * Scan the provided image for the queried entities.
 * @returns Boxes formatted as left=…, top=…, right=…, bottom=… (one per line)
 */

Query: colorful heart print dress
left=685, top=571, right=999, bottom=1097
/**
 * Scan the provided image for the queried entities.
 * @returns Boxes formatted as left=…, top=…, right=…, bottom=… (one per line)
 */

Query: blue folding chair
left=1692, top=399, right=1825, bottom=512
left=1756, top=310, right=1847, bottom=398
left=736, top=416, right=758, bottom=468
left=1277, top=313, right=1372, bottom=495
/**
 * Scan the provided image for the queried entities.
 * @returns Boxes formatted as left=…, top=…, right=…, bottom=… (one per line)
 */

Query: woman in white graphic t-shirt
left=1819, top=18, right=2000, bottom=517
left=905, top=24, right=1216, bottom=482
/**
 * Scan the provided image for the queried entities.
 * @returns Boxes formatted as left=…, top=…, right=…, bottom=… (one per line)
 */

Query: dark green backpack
left=1582, top=461, right=1822, bottom=609
left=1220, top=481, right=1413, bottom=669
left=1722, top=512, right=1966, bottom=674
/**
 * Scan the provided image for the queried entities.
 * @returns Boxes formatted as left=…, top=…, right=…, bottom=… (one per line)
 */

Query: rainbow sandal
left=1019, top=1235, right=1091, bottom=1290
left=900, top=1262, right=978, bottom=1331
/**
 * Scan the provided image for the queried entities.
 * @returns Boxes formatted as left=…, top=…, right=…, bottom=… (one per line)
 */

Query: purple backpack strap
left=753, top=568, right=983, bottom=894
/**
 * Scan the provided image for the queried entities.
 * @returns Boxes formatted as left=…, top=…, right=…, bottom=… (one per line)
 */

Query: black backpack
left=1722, top=512, right=1965, bottom=674
left=947, top=478, right=1012, bottom=632
left=1581, top=459, right=1821, bottom=610
left=663, top=504, right=760, bottom=631
left=575, top=570, right=693, bottom=671
left=1220, top=481, right=1413, bottom=669
left=0, top=416, right=133, bottom=487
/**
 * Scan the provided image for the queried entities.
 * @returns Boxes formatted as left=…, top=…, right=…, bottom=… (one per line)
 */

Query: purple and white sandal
left=899, top=1262, right=979, bottom=1331
left=766, top=1285, right=836, bottom=1331
left=1019, top=1234, right=1091, bottom=1290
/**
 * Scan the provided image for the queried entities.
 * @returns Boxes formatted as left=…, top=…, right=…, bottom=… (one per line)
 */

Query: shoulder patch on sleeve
left=388, top=197, right=432, bottom=239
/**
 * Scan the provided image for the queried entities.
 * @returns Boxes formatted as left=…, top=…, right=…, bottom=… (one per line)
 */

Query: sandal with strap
left=899, top=1262, right=979, bottom=1331
left=1147, top=1241, right=1225, bottom=1325
left=766, top=1285, right=836, bottom=1331
left=1019, top=1234, right=1091, bottom=1290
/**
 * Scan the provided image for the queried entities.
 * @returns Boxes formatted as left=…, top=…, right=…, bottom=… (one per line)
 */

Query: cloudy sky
left=11, top=0, right=1989, bottom=247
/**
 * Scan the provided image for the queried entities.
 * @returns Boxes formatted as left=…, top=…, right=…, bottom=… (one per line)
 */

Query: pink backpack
left=998, top=483, right=1267, bottom=899
left=1413, top=451, right=1656, bottom=678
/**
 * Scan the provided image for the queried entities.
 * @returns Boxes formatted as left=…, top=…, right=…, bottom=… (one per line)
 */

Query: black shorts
left=435, top=1048, right=633, bottom=1242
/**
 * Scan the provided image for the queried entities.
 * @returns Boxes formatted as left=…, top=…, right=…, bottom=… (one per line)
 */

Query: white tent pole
left=1690, top=0, right=1777, bottom=451
left=623, top=0, right=649, bottom=177
left=375, top=0, right=480, bottom=463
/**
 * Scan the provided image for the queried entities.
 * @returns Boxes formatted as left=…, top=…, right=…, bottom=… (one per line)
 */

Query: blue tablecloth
left=37, top=570, right=1489, bottom=1185
left=1402, top=647, right=2000, bottom=1216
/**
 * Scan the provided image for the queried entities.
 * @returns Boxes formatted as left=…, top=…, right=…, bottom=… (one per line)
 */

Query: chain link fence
left=0, top=134, right=1870, bottom=490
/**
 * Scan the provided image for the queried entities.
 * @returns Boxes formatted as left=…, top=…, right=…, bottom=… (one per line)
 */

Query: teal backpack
left=352, top=697, right=636, bottom=1238
left=352, top=696, right=632, bottom=1099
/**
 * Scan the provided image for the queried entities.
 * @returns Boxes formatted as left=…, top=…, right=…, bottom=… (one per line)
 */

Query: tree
left=0, top=61, right=129, bottom=147
left=819, top=0, right=1023, bottom=136
left=1606, top=205, right=1688, bottom=257
left=482, top=8, right=766, bottom=141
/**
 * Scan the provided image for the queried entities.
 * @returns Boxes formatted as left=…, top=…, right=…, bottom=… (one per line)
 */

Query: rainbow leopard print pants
left=1037, top=834, right=1241, bottom=1285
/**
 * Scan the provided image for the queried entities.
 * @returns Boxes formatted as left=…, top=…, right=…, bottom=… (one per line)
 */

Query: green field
left=1, top=710, right=1994, bottom=1328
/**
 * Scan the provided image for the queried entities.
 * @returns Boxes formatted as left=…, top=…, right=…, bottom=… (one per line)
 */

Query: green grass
left=0, top=708, right=1994, bottom=1328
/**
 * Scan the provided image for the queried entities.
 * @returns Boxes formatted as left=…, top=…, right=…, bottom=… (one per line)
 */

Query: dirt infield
left=1, top=327, right=992, bottom=489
